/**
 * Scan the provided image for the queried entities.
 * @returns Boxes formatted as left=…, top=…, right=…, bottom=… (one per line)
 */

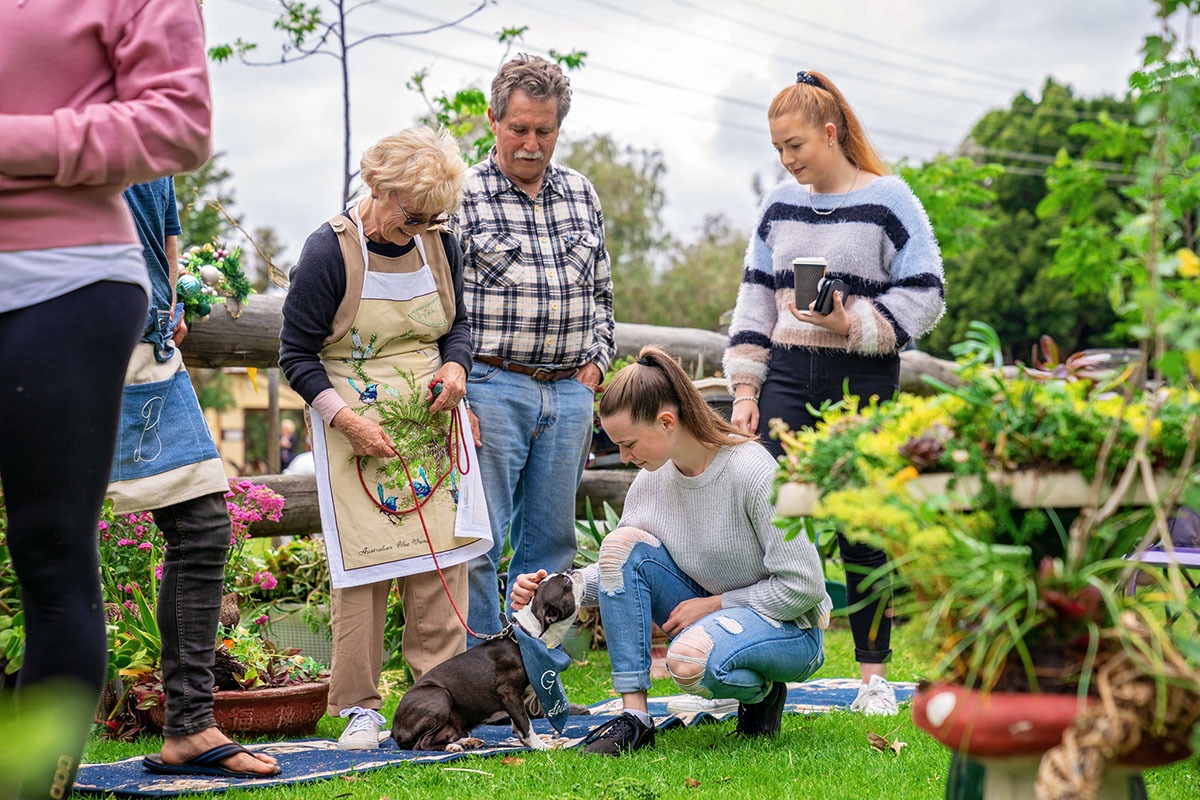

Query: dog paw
left=452, top=737, right=486, bottom=751
left=523, top=733, right=552, bottom=751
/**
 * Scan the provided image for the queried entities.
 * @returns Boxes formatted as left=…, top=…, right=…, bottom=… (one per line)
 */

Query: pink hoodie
left=0, top=0, right=213, bottom=253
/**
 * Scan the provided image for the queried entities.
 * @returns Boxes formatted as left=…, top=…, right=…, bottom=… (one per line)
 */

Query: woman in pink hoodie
left=0, top=1, right=247, bottom=795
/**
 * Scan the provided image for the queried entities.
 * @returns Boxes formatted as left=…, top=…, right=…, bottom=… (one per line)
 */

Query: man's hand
left=509, top=569, right=548, bottom=611
left=331, top=409, right=397, bottom=457
left=467, top=408, right=481, bottom=447
left=428, top=361, right=467, bottom=413
left=172, top=303, right=188, bottom=347
left=661, top=595, right=723, bottom=637
left=576, top=363, right=602, bottom=392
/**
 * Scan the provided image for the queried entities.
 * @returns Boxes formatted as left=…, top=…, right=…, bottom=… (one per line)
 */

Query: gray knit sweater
left=580, top=441, right=831, bottom=629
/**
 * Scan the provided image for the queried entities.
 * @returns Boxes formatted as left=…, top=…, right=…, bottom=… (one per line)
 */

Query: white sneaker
left=849, top=675, right=898, bottom=716
left=337, top=706, right=387, bottom=750
left=666, top=695, right=740, bottom=715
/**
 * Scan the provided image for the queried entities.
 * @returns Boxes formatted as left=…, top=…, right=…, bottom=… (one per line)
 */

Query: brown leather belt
left=476, top=355, right=579, bottom=382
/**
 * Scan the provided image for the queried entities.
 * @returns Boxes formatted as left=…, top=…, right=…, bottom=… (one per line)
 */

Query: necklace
left=808, top=165, right=861, bottom=216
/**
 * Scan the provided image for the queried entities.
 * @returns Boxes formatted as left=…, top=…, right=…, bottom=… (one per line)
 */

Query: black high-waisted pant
left=0, top=280, right=146, bottom=798
left=757, top=345, right=900, bottom=665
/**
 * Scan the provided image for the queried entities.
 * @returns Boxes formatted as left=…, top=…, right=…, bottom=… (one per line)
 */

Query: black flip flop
left=143, top=742, right=282, bottom=779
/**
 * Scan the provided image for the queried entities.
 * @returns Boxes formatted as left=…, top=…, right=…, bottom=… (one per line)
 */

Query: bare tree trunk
left=339, top=0, right=352, bottom=205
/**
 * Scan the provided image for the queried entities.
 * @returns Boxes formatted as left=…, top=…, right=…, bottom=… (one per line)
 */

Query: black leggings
left=0, top=281, right=146, bottom=798
left=758, top=345, right=900, bottom=665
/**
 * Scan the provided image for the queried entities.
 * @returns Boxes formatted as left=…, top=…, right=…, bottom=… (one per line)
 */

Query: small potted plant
left=95, top=481, right=332, bottom=740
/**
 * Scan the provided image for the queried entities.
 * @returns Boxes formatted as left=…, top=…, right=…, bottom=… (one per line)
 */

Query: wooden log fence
left=188, top=297, right=958, bottom=537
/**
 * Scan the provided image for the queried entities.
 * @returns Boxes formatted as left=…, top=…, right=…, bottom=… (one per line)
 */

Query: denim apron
left=311, top=205, right=491, bottom=589
left=107, top=343, right=229, bottom=513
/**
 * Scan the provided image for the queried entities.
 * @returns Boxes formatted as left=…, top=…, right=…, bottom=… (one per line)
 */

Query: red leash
left=355, top=393, right=491, bottom=640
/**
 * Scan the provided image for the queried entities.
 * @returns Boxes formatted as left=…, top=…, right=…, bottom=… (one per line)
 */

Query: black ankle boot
left=734, top=681, right=787, bottom=737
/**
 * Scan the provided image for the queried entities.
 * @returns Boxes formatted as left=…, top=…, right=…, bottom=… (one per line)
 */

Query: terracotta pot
left=147, top=680, right=329, bottom=737
left=913, top=682, right=1192, bottom=768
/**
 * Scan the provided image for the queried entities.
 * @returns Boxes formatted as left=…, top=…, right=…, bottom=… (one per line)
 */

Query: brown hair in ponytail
left=599, top=346, right=756, bottom=448
left=769, top=69, right=888, bottom=177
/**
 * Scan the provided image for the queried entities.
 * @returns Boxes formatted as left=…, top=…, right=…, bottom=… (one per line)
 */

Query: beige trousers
left=326, top=563, right=468, bottom=714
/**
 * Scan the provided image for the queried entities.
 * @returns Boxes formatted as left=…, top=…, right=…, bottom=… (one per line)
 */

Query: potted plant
left=772, top=3, right=1200, bottom=795
left=95, top=480, right=332, bottom=739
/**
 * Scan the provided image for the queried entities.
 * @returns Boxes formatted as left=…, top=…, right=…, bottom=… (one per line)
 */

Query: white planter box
left=776, top=470, right=1175, bottom=517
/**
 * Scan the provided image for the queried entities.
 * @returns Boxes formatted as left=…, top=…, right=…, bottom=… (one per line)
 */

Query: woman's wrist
left=731, top=384, right=759, bottom=404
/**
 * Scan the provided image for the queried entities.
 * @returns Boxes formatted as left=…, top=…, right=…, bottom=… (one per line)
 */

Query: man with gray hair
left=459, top=53, right=616, bottom=642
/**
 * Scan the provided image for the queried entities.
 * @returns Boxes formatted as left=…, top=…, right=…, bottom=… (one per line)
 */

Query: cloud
left=199, top=0, right=1165, bottom=258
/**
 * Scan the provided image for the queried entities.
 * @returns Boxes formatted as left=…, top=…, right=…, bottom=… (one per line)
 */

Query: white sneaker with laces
left=337, top=706, right=387, bottom=750
left=849, top=675, right=898, bottom=716
left=666, top=695, right=739, bottom=715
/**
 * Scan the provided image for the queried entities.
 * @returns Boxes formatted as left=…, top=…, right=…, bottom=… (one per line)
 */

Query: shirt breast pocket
left=469, top=232, right=525, bottom=288
left=562, top=231, right=600, bottom=287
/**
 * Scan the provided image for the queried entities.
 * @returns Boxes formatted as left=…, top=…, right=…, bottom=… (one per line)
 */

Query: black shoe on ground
left=734, top=680, right=787, bottom=737
left=582, top=712, right=656, bottom=755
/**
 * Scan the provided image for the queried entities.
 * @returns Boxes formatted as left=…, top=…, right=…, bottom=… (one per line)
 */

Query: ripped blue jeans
left=597, top=529, right=824, bottom=704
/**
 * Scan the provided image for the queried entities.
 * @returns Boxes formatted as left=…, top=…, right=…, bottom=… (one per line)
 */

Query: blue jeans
left=465, top=363, right=594, bottom=642
left=599, top=532, right=824, bottom=702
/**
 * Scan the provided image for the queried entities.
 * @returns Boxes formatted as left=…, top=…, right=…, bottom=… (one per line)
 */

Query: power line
left=360, top=0, right=958, bottom=149
left=579, top=0, right=1005, bottom=108
left=662, top=0, right=1022, bottom=93
left=725, top=0, right=1031, bottom=87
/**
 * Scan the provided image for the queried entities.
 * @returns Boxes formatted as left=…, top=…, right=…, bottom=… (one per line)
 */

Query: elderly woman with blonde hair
left=281, top=127, right=493, bottom=750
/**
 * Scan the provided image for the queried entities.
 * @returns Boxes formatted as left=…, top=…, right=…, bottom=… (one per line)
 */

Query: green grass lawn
left=82, top=625, right=1200, bottom=799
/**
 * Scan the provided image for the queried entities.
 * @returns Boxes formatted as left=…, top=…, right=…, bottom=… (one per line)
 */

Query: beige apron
left=311, top=207, right=491, bottom=589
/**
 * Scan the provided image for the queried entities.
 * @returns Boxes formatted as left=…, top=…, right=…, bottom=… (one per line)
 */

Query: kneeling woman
left=511, top=346, right=831, bottom=754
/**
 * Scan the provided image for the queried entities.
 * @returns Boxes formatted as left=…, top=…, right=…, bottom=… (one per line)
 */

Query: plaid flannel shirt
left=457, top=152, right=616, bottom=373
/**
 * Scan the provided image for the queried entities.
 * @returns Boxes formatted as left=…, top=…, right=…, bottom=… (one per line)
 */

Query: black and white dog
left=390, top=570, right=585, bottom=752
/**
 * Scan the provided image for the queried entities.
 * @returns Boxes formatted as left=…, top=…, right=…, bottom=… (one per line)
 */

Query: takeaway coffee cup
left=793, top=257, right=827, bottom=310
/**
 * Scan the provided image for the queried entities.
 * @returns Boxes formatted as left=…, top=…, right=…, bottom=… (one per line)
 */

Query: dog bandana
left=513, top=626, right=573, bottom=734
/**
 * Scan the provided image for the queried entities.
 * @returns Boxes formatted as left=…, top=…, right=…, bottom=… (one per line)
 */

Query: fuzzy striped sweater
left=723, top=175, right=945, bottom=392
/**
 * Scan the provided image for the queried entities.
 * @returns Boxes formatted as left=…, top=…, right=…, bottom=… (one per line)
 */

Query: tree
left=1039, top=0, right=1200, bottom=383
left=249, top=226, right=291, bottom=292
left=174, top=154, right=240, bottom=250
left=209, top=0, right=492, bottom=203
left=560, top=135, right=670, bottom=323
left=920, top=79, right=1137, bottom=359
left=650, top=216, right=748, bottom=332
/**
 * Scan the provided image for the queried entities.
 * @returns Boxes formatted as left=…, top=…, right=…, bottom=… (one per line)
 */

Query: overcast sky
left=200, top=0, right=1165, bottom=265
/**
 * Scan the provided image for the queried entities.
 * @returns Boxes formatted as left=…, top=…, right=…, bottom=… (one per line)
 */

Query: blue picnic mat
left=74, top=679, right=915, bottom=797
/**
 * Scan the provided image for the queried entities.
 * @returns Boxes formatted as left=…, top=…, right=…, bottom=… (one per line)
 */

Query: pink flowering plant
left=222, top=480, right=285, bottom=602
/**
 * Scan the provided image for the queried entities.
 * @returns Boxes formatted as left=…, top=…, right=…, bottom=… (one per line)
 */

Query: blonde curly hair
left=359, top=127, right=468, bottom=216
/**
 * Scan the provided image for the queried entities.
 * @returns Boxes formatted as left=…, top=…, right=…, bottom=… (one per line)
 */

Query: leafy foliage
left=775, top=323, right=1199, bottom=693
left=921, top=78, right=1134, bottom=358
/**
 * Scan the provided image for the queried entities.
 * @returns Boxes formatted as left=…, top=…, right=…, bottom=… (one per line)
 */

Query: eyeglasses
left=395, top=198, right=450, bottom=228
